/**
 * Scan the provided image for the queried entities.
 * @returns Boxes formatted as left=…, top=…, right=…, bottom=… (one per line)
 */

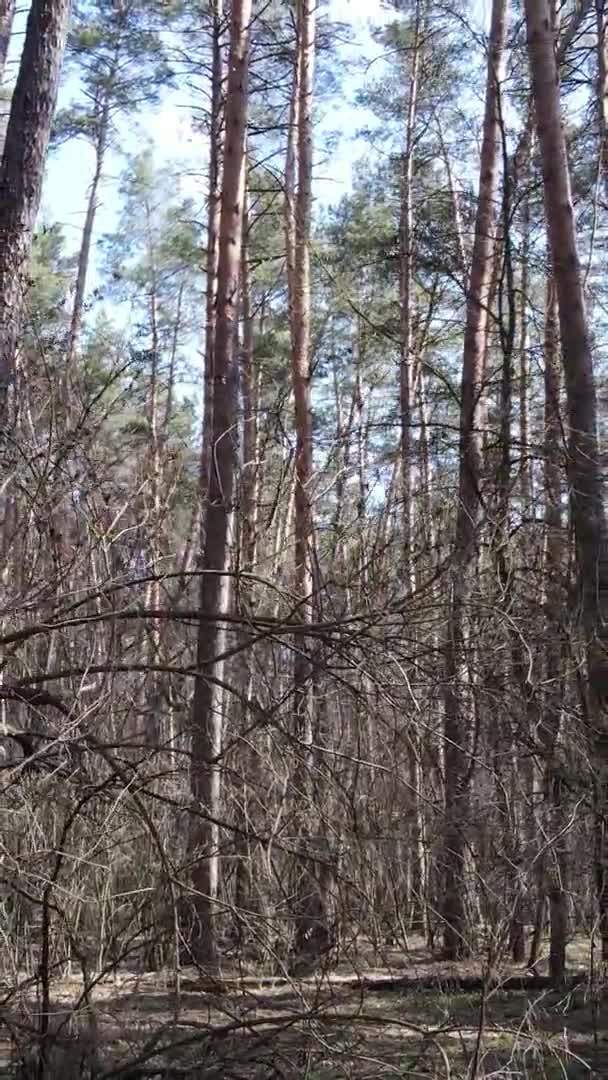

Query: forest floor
left=0, top=935, right=606, bottom=1077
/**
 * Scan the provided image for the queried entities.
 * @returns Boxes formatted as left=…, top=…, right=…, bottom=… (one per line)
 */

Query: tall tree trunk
left=527, top=279, right=568, bottom=980
left=289, top=0, right=328, bottom=968
left=435, top=114, right=467, bottom=286
left=525, top=0, right=608, bottom=963
left=164, top=279, right=183, bottom=436
left=200, top=0, right=224, bottom=546
left=65, top=94, right=111, bottom=374
left=543, top=280, right=569, bottom=984
left=0, top=0, right=15, bottom=163
left=233, top=201, right=264, bottom=938
left=399, top=0, right=420, bottom=586
left=240, top=198, right=259, bottom=577
left=596, top=0, right=608, bottom=197
left=144, top=239, right=162, bottom=748
left=354, top=322, right=371, bottom=596
left=442, top=0, right=508, bottom=960
left=291, top=0, right=315, bottom=696
left=0, top=0, right=15, bottom=83
left=284, top=29, right=300, bottom=358
left=399, top=2, right=427, bottom=933
left=189, top=0, right=251, bottom=968
left=543, top=280, right=562, bottom=591
left=496, top=112, right=516, bottom=584
left=0, top=0, right=71, bottom=414
left=518, top=193, right=532, bottom=507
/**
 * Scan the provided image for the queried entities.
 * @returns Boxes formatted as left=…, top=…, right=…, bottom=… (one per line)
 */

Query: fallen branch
left=178, top=970, right=587, bottom=996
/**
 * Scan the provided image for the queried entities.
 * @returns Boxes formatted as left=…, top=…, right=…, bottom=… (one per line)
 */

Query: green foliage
left=102, top=147, right=202, bottom=307
left=26, top=224, right=71, bottom=340
left=53, top=0, right=178, bottom=151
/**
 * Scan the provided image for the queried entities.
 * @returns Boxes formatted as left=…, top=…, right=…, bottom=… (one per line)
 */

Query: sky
left=37, top=0, right=388, bottom=255
left=7, top=0, right=491, bottom=281
left=22, top=0, right=392, bottom=372
left=4, top=0, right=487, bottom=400
left=6, top=0, right=491, bottom=261
left=1, top=0, right=382, bottom=404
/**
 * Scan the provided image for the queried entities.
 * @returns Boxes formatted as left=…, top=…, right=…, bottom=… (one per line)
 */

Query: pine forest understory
left=1, top=0, right=608, bottom=1076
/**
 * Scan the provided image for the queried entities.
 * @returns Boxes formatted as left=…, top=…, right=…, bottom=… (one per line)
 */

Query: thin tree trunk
left=144, top=246, right=162, bottom=748
left=189, top=0, right=251, bottom=968
left=534, top=278, right=569, bottom=983
left=479, top=234, right=502, bottom=461
left=546, top=281, right=566, bottom=982
left=399, top=2, right=427, bottom=935
left=330, top=353, right=346, bottom=570
left=164, top=280, right=183, bottom=435
left=0, top=0, right=72, bottom=413
left=596, top=0, right=608, bottom=198
left=496, top=116, right=516, bottom=584
left=355, top=323, right=370, bottom=596
left=240, top=198, right=259, bottom=577
left=0, top=0, right=15, bottom=83
left=233, top=202, right=264, bottom=936
left=543, top=280, right=562, bottom=576
left=399, top=0, right=420, bottom=585
left=65, top=95, right=111, bottom=374
left=284, top=33, right=300, bottom=362
left=528, top=894, right=547, bottom=969
left=0, top=0, right=14, bottom=176
left=518, top=194, right=532, bottom=506
left=435, top=114, right=467, bottom=286
left=525, top=0, right=608, bottom=964
left=417, top=366, right=436, bottom=557
left=291, top=0, right=314, bottom=654
left=442, top=0, right=508, bottom=961
left=289, top=0, right=327, bottom=968
left=200, top=0, right=224, bottom=546
left=271, top=457, right=295, bottom=606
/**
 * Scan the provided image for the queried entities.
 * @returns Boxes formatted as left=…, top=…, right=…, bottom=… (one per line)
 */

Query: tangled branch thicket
left=0, top=0, right=607, bottom=1076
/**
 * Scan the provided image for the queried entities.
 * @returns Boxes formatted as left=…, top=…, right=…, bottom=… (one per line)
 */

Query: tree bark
left=442, top=0, right=508, bottom=960
left=189, top=0, right=251, bottom=967
left=596, top=0, right=608, bottom=198
left=435, top=115, right=467, bottom=285
left=398, top=2, right=428, bottom=935
left=540, top=278, right=569, bottom=984
left=518, top=193, right=532, bottom=507
left=399, top=0, right=420, bottom=586
left=0, top=0, right=15, bottom=84
left=200, top=0, right=224, bottom=546
left=143, top=211, right=162, bottom=748
left=284, top=30, right=300, bottom=364
left=289, top=0, right=328, bottom=968
left=292, top=0, right=314, bottom=625
left=240, top=197, right=259, bottom=577
left=233, top=202, right=264, bottom=936
left=525, top=0, right=608, bottom=963
left=0, top=0, right=71, bottom=415
left=65, top=94, right=111, bottom=373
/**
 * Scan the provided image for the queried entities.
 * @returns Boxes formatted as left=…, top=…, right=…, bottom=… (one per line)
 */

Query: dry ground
left=0, top=936, right=606, bottom=1078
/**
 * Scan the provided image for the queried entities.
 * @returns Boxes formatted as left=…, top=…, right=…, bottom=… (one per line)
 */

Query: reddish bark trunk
left=189, top=0, right=251, bottom=967
left=0, top=0, right=15, bottom=83
left=200, top=0, right=224, bottom=546
left=525, top=0, right=608, bottom=964
left=443, top=0, right=509, bottom=961
left=0, top=0, right=71, bottom=413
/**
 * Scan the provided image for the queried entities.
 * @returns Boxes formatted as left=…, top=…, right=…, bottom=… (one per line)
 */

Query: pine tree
left=55, top=0, right=176, bottom=373
left=189, top=0, right=252, bottom=968
left=0, top=0, right=71, bottom=417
